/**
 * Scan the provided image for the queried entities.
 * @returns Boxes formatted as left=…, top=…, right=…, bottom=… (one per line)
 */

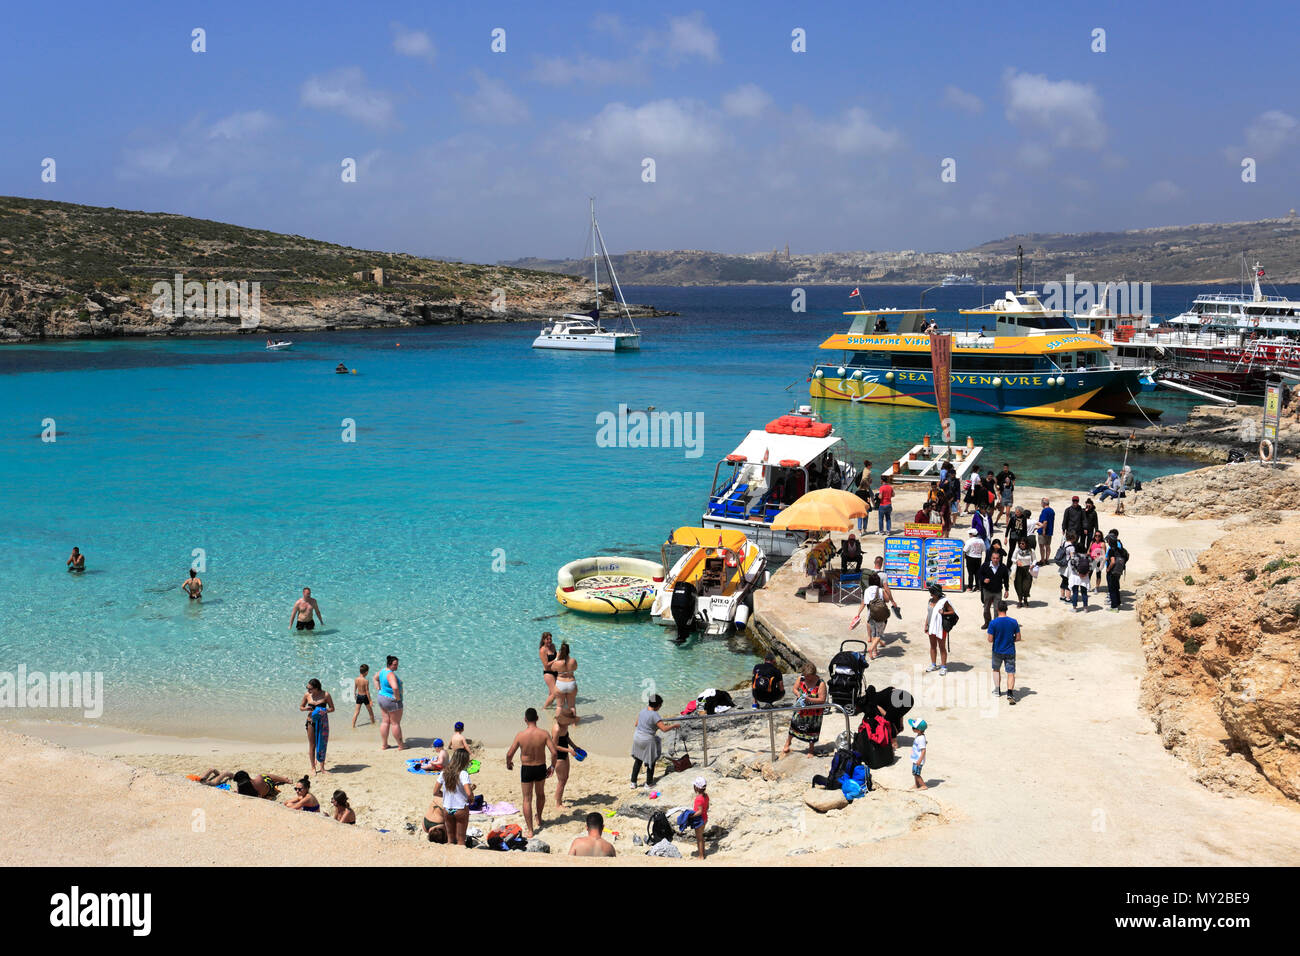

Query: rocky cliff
left=1135, top=474, right=1300, bottom=802
left=0, top=196, right=669, bottom=341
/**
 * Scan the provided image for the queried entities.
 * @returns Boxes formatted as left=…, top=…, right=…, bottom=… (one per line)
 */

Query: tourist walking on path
left=550, top=642, right=578, bottom=715
left=1082, top=498, right=1100, bottom=544
left=988, top=601, right=1021, bottom=704
left=299, top=678, right=335, bottom=773
left=506, top=707, right=556, bottom=837
left=853, top=570, right=896, bottom=659
left=1035, top=498, right=1055, bottom=564
left=431, top=748, right=474, bottom=846
left=854, top=460, right=873, bottom=533
left=783, top=661, right=827, bottom=755
left=539, top=632, right=559, bottom=709
left=1061, top=495, right=1086, bottom=544
left=876, top=475, right=894, bottom=535
left=1066, top=534, right=1092, bottom=611
left=289, top=587, right=323, bottom=631
left=1088, top=532, right=1107, bottom=592
left=1008, top=506, right=1029, bottom=546
left=1012, top=536, right=1036, bottom=607
left=963, top=528, right=986, bottom=591
left=1105, top=530, right=1128, bottom=612
left=924, top=583, right=954, bottom=675
left=995, top=463, right=1016, bottom=527
left=374, top=654, right=406, bottom=751
left=971, top=506, right=991, bottom=550
left=977, top=549, right=1010, bottom=629
left=630, top=695, right=678, bottom=789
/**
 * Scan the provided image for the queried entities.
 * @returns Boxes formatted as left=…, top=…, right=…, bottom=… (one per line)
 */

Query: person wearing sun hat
left=690, top=776, right=709, bottom=860
left=908, top=719, right=928, bottom=790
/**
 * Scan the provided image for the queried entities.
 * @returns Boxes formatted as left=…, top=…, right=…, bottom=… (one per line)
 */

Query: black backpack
left=647, top=810, right=674, bottom=845
left=1071, top=551, right=1092, bottom=576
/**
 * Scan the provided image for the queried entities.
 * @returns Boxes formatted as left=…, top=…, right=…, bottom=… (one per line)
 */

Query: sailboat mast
left=591, top=198, right=600, bottom=318
left=591, top=206, right=638, bottom=333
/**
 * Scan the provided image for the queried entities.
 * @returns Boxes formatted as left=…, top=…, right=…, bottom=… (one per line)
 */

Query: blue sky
left=3, top=0, right=1298, bottom=262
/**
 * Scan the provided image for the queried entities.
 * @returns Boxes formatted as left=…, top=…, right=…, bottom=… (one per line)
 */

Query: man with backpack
left=751, top=652, right=785, bottom=708
left=1105, top=530, right=1129, bottom=612
left=1061, top=495, right=1086, bottom=544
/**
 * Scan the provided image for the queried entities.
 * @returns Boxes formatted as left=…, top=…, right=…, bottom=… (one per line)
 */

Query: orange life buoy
left=1259, top=439, right=1275, bottom=462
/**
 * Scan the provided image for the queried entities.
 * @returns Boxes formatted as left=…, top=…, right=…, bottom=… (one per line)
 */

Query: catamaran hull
left=532, top=333, right=640, bottom=351
left=811, top=365, right=1152, bottom=422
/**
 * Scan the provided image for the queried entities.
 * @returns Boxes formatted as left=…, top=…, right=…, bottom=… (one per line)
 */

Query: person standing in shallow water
left=290, top=587, right=323, bottom=631
left=539, top=632, right=558, bottom=709
left=66, top=547, right=85, bottom=572
left=182, top=568, right=203, bottom=601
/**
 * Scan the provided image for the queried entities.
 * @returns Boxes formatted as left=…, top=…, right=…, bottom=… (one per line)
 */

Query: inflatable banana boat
left=555, top=556, right=665, bottom=615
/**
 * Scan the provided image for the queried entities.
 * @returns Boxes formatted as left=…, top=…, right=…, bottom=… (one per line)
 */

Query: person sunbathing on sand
left=330, top=790, right=355, bottom=824
left=423, top=800, right=449, bottom=844
left=214, top=770, right=293, bottom=799
left=284, top=776, right=320, bottom=812
left=568, top=812, right=616, bottom=857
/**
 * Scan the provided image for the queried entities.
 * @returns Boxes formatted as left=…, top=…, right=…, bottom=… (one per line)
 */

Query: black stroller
left=827, top=640, right=869, bottom=715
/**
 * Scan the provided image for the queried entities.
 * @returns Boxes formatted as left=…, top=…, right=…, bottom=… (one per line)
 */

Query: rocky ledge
left=1087, top=398, right=1300, bottom=463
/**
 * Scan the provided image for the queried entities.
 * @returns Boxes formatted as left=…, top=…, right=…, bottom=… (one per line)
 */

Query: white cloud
left=531, top=54, right=632, bottom=87
left=942, top=85, right=983, bottom=114
left=665, top=11, right=720, bottom=62
left=1003, top=68, right=1106, bottom=150
left=391, top=23, right=435, bottom=63
left=300, top=67, right=396, bottom=129
left=803, top=107, right=900, bottom=155
left=1243, top=109, right=1298, bottom=160
left=722, top=83, right=771, bottom=118
left=1144, top=179, right=1183, bottom=203
left=208, top=110, right=273, bottom=140
left=457, top=70, right=530, bottom=125
left=572, top=99, right=725, bottom=158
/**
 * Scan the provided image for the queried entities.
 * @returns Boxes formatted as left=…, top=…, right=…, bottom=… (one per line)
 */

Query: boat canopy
left=726, top=430, right=841, bottom=466
left=669, top=527, right=748, bottom=549
left=818, top=332, right=1113, bottom=353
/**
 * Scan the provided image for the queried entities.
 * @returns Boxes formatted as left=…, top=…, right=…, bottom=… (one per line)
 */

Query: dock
left=883, top=442, right=984, bottom=483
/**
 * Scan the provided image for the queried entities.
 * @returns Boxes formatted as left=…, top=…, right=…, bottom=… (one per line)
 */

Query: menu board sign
left=883, top=535, right=965, bottom=591
left=883, top=536, right=923, bottom=589
left=924, top=537, right=965, bottom=592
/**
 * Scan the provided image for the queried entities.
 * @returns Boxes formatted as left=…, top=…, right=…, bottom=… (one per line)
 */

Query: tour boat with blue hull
left=811, top=298, right=1155, bottom=422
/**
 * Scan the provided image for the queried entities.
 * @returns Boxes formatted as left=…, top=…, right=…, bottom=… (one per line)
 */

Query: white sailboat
left=533, top=200, right=641, bottom=352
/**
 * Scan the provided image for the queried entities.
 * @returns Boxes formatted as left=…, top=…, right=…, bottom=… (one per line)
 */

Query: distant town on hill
left=504, top=213, right=1300, bottom=286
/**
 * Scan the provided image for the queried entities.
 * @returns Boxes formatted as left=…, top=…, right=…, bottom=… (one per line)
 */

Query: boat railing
left=1195, top=292, right=1294, bottom=304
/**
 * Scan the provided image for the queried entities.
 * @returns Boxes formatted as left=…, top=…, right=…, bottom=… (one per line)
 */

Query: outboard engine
left=670, top=581, right=697, bottom=643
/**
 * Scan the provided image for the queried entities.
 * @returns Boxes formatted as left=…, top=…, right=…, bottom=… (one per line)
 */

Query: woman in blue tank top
left=374, top=655, right=406, bottom=750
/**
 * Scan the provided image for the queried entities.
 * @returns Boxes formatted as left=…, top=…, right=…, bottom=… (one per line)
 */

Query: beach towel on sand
left=468, top=802, right=518, bottom=816
left=405, top=757, right=481, bottom=774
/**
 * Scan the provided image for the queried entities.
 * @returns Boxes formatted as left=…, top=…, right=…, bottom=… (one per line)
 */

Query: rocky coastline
left=1087, top=399, right=1299, bottom=464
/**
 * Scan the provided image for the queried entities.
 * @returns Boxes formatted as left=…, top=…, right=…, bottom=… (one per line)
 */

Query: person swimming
left=66, top=547, right=85, bottom=573
left=336, top=363, right=348, bottom=374
left=182, top=568, right=203, bottom=601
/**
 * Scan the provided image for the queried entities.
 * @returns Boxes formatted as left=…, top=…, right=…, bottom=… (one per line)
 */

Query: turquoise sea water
left=0, top=284, right=1237, bottom=745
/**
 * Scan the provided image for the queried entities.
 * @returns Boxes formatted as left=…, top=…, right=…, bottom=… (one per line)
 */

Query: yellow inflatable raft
left=556, top=556, right=665, bottom=615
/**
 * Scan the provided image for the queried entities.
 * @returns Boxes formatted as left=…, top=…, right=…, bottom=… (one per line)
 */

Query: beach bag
left=868, top=593, right=890, bottom=623
left=664, top=729, right=692, bottom=773
left=1029, top=562, right=1040, bottom=579
left=752, top=666, right=783, bottom=700
left=940, top=601, right=959, bottom=632
left=647, top=810, right=674, bottom=845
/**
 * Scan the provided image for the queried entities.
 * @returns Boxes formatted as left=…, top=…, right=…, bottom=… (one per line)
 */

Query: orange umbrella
left=770, top=488, right=868, bottom=532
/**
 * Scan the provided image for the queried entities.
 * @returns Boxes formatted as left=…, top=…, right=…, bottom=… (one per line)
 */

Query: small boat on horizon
left=941, top=272, right=978, bottom=286
left=265, top=340, right=293, bottom=351
left=533, top=199, right=641, bottom=352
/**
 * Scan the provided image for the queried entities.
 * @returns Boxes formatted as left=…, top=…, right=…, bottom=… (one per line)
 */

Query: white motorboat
left=701, top=406, right=858, bottom=561
left=265, top=340, right=293, bottom=351
left=533, top=199, right=641, bottom=352
left=650, top=527, right=767, bottom=642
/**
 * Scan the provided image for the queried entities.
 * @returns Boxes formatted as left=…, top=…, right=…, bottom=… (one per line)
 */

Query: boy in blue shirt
left=908, top=718, right=928, bottom=790
left=987, top=600, right=1021, bottom=704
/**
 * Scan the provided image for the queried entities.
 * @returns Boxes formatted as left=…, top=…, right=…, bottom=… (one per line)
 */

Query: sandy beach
left=5, top=476, right=1298, bottom=867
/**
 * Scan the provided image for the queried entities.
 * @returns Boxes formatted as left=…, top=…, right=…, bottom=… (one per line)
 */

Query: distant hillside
left=0, top=196, right=665, bottom=341
left=506, top=215, right=1300, bottom=286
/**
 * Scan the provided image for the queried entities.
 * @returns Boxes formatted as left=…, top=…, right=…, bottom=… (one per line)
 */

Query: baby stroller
left=827, top=640, right=869, bottom=715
